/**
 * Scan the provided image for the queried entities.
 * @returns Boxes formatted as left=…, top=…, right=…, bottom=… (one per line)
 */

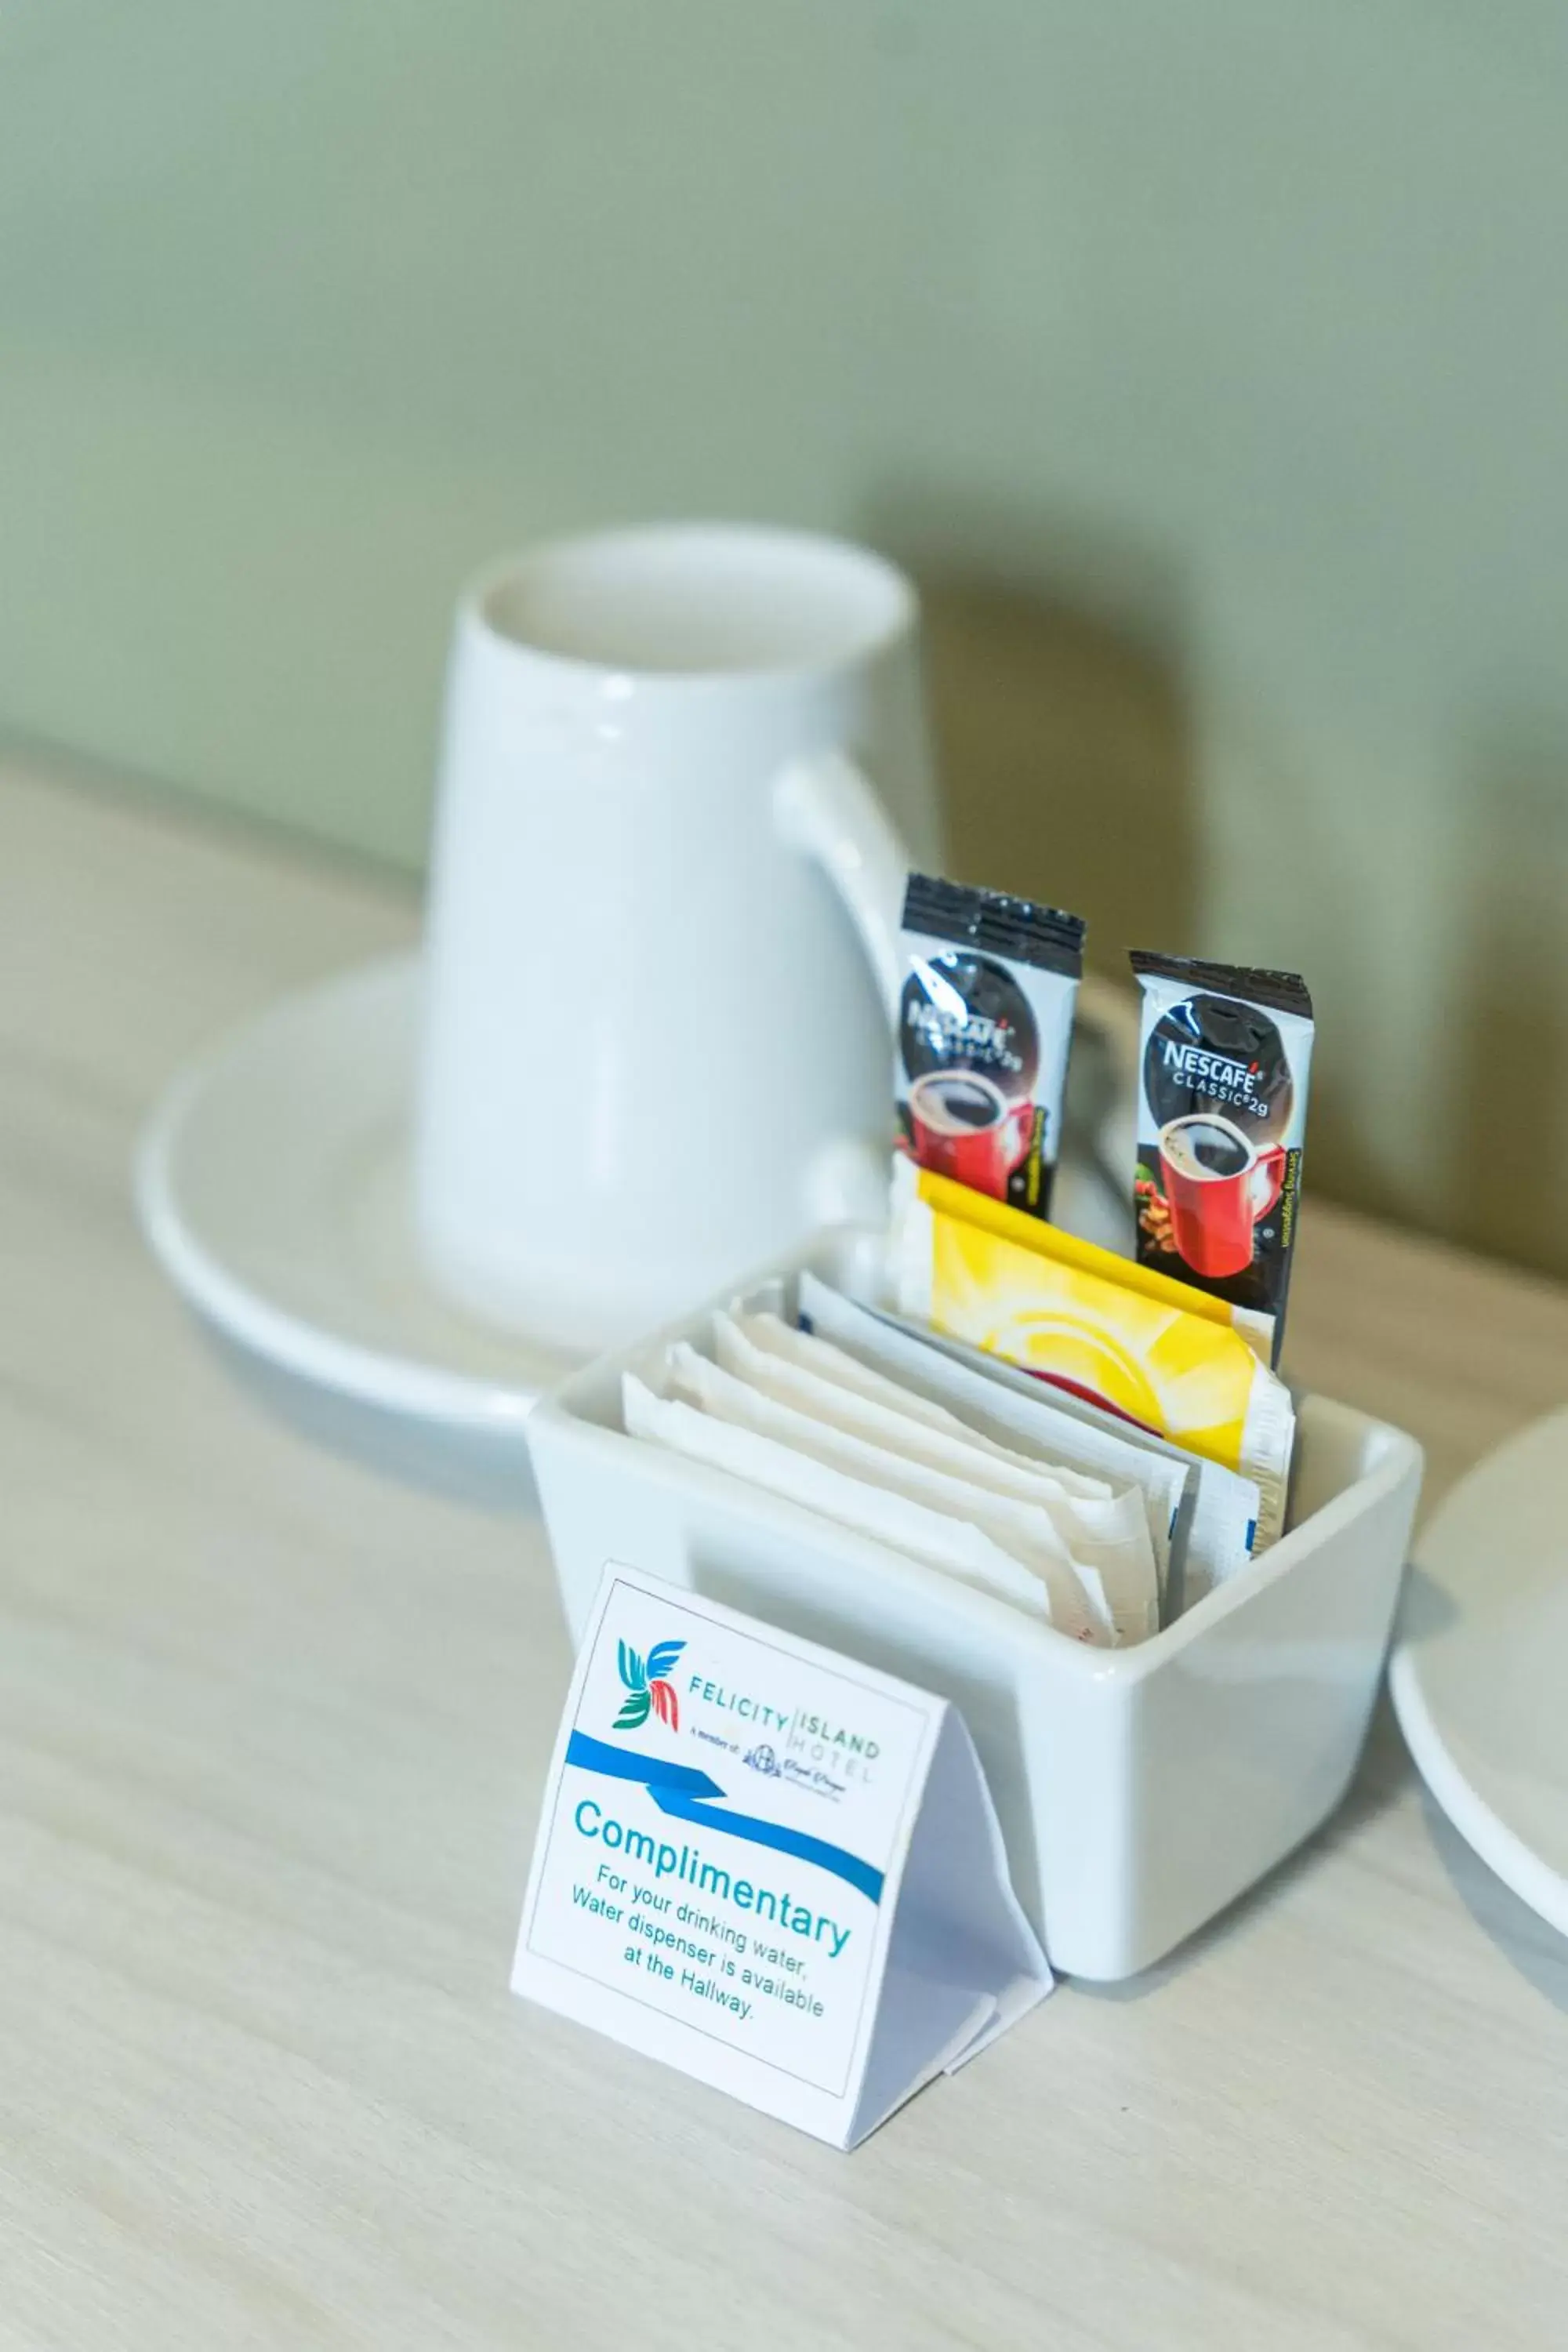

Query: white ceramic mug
left=416, top=523, right=941, bottom=1352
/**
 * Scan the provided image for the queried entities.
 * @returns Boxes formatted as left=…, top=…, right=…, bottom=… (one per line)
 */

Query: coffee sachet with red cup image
left=897, top=874, right=1085, bottom=1220
left=1130, top=953, right=1314, bottom=1362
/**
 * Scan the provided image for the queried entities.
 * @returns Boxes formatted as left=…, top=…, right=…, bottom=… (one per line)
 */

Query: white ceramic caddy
left=528, top=1229, right=1425, bottom=1981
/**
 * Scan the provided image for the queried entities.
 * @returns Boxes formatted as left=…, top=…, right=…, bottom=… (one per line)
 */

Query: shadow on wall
left=1447, top=732, right=1568, bottom=1279
left=857, top=497, right=1568, bottom=1287
left=862, top=489, right=1200, bottom=979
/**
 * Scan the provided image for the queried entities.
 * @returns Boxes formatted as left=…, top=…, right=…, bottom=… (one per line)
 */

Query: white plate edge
left=132, top=971, right=543, bottom=1436
left=1388, top=1639, right=1568, bottom=1936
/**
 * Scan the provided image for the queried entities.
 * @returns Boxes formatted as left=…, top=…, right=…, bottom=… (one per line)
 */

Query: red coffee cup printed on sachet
left=1156, top=1112, right=1287, bottom=1279
left=908, top=1069, right=1035, bottom=1197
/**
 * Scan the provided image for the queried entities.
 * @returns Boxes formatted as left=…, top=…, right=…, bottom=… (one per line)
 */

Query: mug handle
left=773, top=750, right=912, bottom=1226
left=773, top=750, right=909, bottom=1020
left=774, top=748, right=1141, bottom=1221
left=1250, top=1142, right=1287, bottom=1222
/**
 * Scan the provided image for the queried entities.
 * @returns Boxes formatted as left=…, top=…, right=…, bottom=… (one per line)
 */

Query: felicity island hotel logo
left=612, top=1638, right=686, bottom=1734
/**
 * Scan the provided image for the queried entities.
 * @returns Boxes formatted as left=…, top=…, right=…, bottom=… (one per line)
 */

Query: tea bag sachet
left=791, top=1269, right=1189, bottom=1589
left=853, top=1297, right=1262, bottom=1606
left=728, top=1304, right=1113, bottom=1499
left=622, top=1375, right=1065, bottom=1630
left=655, top=1348, right=1116, bottom=1647
left=716, top=1311, right=1160, bottom=1645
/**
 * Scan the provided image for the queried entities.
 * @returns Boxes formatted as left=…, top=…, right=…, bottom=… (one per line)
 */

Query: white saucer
left=136, top=952, right=1135, bottom=1444
left=1390, top=1409, right=1568, bottom=1937
left=136, top=956, right=578, bottom=1435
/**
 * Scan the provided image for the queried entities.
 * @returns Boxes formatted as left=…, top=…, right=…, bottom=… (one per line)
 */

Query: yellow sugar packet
left=889, top=1160, right=1294, bottom=1547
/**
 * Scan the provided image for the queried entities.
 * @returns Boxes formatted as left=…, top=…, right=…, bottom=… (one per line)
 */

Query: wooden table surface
left=3, top=759, right=1566, bottom=2350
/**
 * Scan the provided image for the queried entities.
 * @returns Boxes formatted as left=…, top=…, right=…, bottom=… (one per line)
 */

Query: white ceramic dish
left=135, top=953, right=1136, bottom=1440
left=1390, top=1408, right=1568, bottom=1938
left=528, top=1229, right=1425, bottom=1980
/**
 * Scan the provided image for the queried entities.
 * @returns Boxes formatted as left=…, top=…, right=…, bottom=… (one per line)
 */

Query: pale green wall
left=5, top=0, right=1568, bottom=1273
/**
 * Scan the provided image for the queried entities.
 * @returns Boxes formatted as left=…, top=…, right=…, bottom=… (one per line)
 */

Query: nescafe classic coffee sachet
left=897, top=874, right=1085, bottom=1220
left=1131, top=953, right=1314, bottom=1357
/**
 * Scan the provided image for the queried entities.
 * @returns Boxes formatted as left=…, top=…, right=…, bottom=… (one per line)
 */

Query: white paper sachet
left=661, top=1344, right=1116, bottom=1647
left=854, top=1294, right=1263, bottom=1607
left=622, top=1374, right=1057, bottom=1624
left=794, top=1270, right=1189, bottom=1610
left=716, top=1312, right=1160, bottom=1645
left=731, top=1308, right=1112, bottom=1499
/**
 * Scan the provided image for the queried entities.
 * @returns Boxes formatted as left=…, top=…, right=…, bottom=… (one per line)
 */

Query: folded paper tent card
left=512, top=1564, right=1052, bottom=2148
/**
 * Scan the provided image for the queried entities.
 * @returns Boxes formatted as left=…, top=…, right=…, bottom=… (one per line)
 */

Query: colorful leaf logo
left=614, top=1635, right=685, bottom=1733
